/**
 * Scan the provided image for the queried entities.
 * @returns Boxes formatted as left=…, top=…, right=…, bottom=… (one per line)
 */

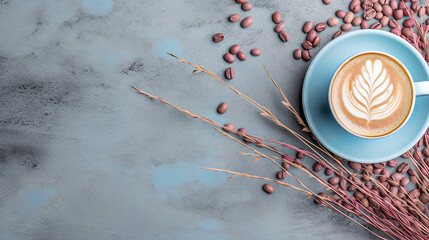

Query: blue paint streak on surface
left=81, top=0, right=114, bottom=15
left=198, top=219, right=223, bottom=232
left=156, top=38, right=183, bottom=60
left=19, top=188, right=56, bottom=219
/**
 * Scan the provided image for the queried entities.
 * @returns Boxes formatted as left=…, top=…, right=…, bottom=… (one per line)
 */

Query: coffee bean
left=277, top=171, right=287, bottom=180
left=410, top=175, right=418, bottom=183
left=224, top=53, right=235, bottom=63
left=272, top=12, right=282, bottom=24
left=274, top=23, right=285, bottom=33
left=388, top=160, right=398, bottom=167
left=400, top=177, right=409, bottom=186
left=404, top=18, right=414, bottom=28
left=408, top=169, right=417, bottom=176
left=354, top=191, right=365, bottom=199
left=241, top=2, right=253, bottom=11
left=303, top=21, right=313, bottom=33
left=427, top=6, right=429, bottom=15
left=352, top=16, right=362, bottom=26
left=307, top=30, right=317, bottom=42
left=229, top=14, right=241, bottom=22
left=344, top=12, right=354, bottom=23
left=411, top=2, right=420, bottom=13
left=302, top=50, right=312, bottom=61
left=373, top=2, right=382, bottom=12
left=333, top=30, right=344, bottom=39
left=313, top=36, right=321, bottom=47
left=391, top=172, right=403, bottom=181
left=370, top=22, right=381, bottom=29
left=302, top=41, right=313, bottom=50
left=391, top=27, right=401, bottom=36
left=391, top=0, right=398, bottom=9
left=328, top=177, right=340, bottom=185
left=213, top=33, right=224, bottom=42
left=237, top=51, right=246, bottom=61
left=361, top=198, right=370, bottom=208
left=389, top=19, right=400, bottom=28
left=381, top=168, right=390, bottom=177
left=404, top=8, right=414, bottom=17
left=414, top=150, right=423, bottom=160
left=341, top=23, right=352, bottom=31
left=315, top=23, right=327, bottom=32
left=390, top=186, right=399, bottom=195
left=397, top=162, right=409, bottom=173
left=328, top=17, right=340, bottom=26
left=419, top=193, right=429, bottom=203
left=229, top=44, right=241, bottom=55
left=398, top=1, right=406, bottom=10
left=240, top=16, right=253, bottom=28
left=282, top=161, right=291, bottom=171
left=293, top=49, right=302, bottom=59
left=362, top=1, right=373, bottom=9
left=297, top=152, right=305, bottom=159
left=394, top=9, right=403, bottom=19
left=382, top=5, right=393, bottom=16
left=250, top=48, right=261, bottom=56
left=348, top=185, right=356, bottom=192
left=419, top=7, right=426, bottom=18
left=361, top=20, right=369, bottom=29
left=410, top=189, right=420, bottom=199
left=236, top=0, right=245, bottom=3
left=364, top=8, right=376, bottom=20
left=373, top=163, right=384, bottom=169
left=323, top=0, right=331, bottom=4
left=324, top=167, right=333, bottom=176
left=237, top=128, right=247, bottom=134
left=379, top=176, right=387, bottom=182
left=224, top=123, right=235, bottom=132
left=379, top=0, right=389, bottom=4
left=313, top=162, right=323, bottom=172
left=217, top=102, right=229, bottom=114
left=380, top=16, right=389, bottom=27
left=375, top=12, right=383, bottom=19
left=262, top=183, right=274, bottom=194
left=402, top=27, right=413, bottom=38
left=336, top=10, right=346, bottom=18
left=278, top=30, right=290, bottom=42
left=424, top=147, right=429, bottom=157
left=225, top=67, right=235, bottom=79
left=365, top=181, right=373, bottom=190
left=373, top=168, right=382, bottom=174
left=348, top=161, right=361, bottom=171
left=362, top=174, right=371, bottom=181
left=425, top=157, right=429, bottom=165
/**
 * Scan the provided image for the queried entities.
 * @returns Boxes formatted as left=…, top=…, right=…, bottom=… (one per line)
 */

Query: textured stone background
left=0, top=0, right=381, bottom=239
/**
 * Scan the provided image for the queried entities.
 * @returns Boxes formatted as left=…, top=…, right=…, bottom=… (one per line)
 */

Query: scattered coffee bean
left=375, top=12, right=383, bottom=19
left=379, top=0, right=389, bottom=5
left=325, top=168, right=334, bottom=176
left=373, top=163, right=383, bottom=169
left=373, top=2, right=382, bottom=12
left=224, top=123, right=235, bottom=132
left=274, top=23, right=285, bottom=33
left=262, top=183, right=274, bottom=194
left=404, top=9, right=414, bottom=17
left=302, top=50, right=312, bottom=61
left=364, top=8, right=376, bottom=20
left=361, top=20, right=369, bottom=29
left=420, top=193, right=429, bottom=203
left=344, top=12, right=354, bottom=23
left=341, top=23, right=353, bottom=31
left=328, top=17, right=340, bottom=26
left=272, top=12, right=282, bottom=24
left=277, top=171, right=287, bottom=180
left=278, top=30, right=290, bottom=42
left=391, top=172, right=404, bottom=181
left=282, top=161, right=291, bottom=171
left=361, top=198, right=370, bottom=208
left=398, top=1, right=406, bottom=10
left=380, top=16, right=389, bottom=27
left=354, top=191, right=364, bottom=199
left=250, top=48, right=261, bottom=56
left=241, top=2, right=253, bottom=11
left=333, top=30, right=344, bottom=39
left=400, top=177, right=409, bottom=186
left=236, top=0, right=246, bottom=3
left=391, top=27, right=401, bottom=36
left=362, top=1, right=373, bottom=9
left=293, top=49, right=302, bottom=59
left=336, top=10, right=347, bottom=18
left=307, top=30, right=317, bottom=42
left=389, top=19, right=400, bottom=28
left=402, top=27, right=413, bottom=38
left=213, top=33, right=224, bottom=42
left=328, top=177, right=340, bottom=185
left=297, top=152, right=305, bottom=159
left=391, top=0, right=398, bottom=9
left=351, top=3, right=361, bottom=13
left=373, top=168, right=382, bottom=174
left=397, top=162, right=409, bottom=173
left=315, top=23, right=327, bottom=32
left=237, top=128, right=247, bottom=134
left=303, top=21, right=313, bottom=33
left=390, top=186, right=399, bottom=195
left=302, top=41, right=313, bottom=50
left=411, top=2, right=420, bottom=13
left=240, top=16, right=253, bottom=28
left=224, top=53, right=236, bottom=63
left=382, top=5, right=393, bottom=16
left=229, top=14, right=241, bottom=22
left=237, top=51, right=246, bottom=61
left=229, top=44, right=241, bottom=55
left=352, top=16, right=362, bottom=26
left=404, top=18, right=414, bottom=28
left=424, top=147, right=429, bottom=157
left=217, top=102, right=229, bottom=114
left=313, top=162, right=323, bottom=172
left=323, top=0, right=331, bottom=4
left=410, top=175, right=418, bottom=183
left=388, top=160, right=398, bottom=167
left=370, top=22, right=381, bottom=29
left=349, top=161, right=362, bottom=171
left=381, top=168, right=391, bottom=177
left=394, top=9, right=403, bottom=19
left=348, top=185, right=356, bottom=191
left=408, top=169, right=417, bottom=176
left=313, top=36, right=321, bottom=47
left=225, top=67, right=235, bottom=79
left=419, top=7, right=426, bottom=18
left=410, top=189, right=420, bottom=199
left=379, top=176, right=387, bottom=182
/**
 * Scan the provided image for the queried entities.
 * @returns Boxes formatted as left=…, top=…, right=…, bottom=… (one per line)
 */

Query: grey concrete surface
left=0, top=0, right=381, bottom=239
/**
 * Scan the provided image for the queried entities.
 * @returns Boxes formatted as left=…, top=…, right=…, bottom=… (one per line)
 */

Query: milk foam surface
left=331, top=53, right=413, bottom=137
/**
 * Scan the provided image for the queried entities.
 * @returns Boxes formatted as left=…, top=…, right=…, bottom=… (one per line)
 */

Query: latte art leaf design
left=342, top=59, right=401, bottom=123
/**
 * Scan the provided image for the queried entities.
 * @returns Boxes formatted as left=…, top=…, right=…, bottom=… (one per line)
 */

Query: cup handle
left=415, top=81, right=429, bottom=96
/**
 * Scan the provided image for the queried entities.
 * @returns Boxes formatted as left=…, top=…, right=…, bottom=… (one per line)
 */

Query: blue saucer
left=302, top=30, right=429, bottom=163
